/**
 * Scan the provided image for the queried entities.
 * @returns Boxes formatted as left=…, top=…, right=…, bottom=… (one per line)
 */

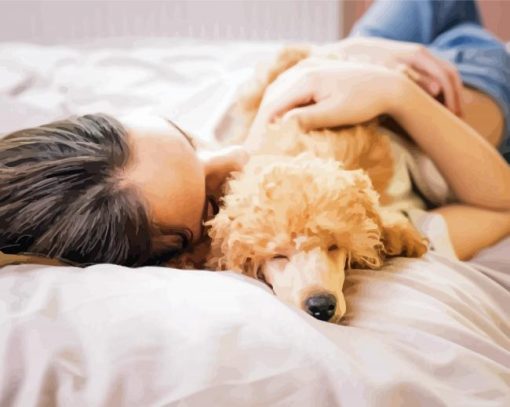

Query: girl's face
left=120, top=114, right=248, bottom=251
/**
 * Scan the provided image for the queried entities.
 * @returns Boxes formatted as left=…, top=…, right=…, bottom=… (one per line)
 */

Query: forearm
left=389, top=77, right=510, bottom=210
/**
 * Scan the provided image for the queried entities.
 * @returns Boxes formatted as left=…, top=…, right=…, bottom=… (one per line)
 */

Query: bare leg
left=461, top=87, right=504, bottom=148
left=431, top=88, right=508, bottom=260
left=432, top=205, right=510, bottom=260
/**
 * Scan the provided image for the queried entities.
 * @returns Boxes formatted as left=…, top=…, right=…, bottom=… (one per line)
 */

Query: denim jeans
left=351, top=0, right=510, bottom=163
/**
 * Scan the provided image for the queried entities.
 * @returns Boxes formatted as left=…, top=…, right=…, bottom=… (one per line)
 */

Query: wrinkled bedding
left=0, top=39, right=276, bottom=142
left=0, top=40, right=509, bottom=406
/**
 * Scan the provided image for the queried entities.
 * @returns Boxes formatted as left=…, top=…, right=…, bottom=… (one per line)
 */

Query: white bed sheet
left=1, top=254, right=509, bottom=406
left=0, top=39, right=509, bottom=406
left=0, top=38, right=277, bottom=142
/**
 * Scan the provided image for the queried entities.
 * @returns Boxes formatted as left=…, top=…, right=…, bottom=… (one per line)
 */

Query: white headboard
left=0, top=0, right=343, bottom=44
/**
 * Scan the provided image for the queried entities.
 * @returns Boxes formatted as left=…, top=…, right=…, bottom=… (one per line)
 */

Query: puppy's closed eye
left=272, top=254, right=289, bottom=260
left=328, top=244, right=339, bottom=252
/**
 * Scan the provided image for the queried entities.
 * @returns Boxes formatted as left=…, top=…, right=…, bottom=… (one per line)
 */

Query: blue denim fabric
left=351, top=0, right=510, bottom=163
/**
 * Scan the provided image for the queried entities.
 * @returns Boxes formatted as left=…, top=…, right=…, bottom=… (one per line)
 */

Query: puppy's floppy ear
left=152, top=233, right=188, bottom=253
left=205, top=210, right=232, bottom=271
left=344, top=170, right=385, bottom=269
left=243, top=257, right=259, bottom=278
left=205, top=208, right=255, bottom=275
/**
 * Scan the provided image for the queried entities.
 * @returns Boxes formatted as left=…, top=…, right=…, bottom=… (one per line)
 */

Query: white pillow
left=0, top=264, right=349, bottom=406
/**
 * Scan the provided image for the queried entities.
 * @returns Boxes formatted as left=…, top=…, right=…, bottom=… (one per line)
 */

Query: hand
left=201, top=145, right=250, bottom=194
left=246, top=58, right=404, bottom=149
left=314, top=37, right=464, bottom=116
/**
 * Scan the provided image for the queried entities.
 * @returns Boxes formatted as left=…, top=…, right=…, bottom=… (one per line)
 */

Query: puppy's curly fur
left=207, top=154, right=385, bottom=277
left=204, top=46, right=428, bottom=320
left=208, top=46, right=427, bottom=266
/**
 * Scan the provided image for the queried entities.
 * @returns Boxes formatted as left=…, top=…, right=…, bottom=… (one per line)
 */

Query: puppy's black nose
left=305, top=293, right=337, bottom=321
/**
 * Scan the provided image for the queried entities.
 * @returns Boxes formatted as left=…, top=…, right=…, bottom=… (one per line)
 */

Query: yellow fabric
left=0, top=252, right=66, bottom=267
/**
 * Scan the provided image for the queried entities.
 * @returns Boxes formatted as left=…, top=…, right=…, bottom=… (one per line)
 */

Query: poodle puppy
left=207, top=153, right=387, bottom=322
left=206, top=46, right=428, bottom=322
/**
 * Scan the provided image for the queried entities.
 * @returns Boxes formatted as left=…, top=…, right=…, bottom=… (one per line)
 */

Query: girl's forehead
left=121, top=114, right=207, bottom=244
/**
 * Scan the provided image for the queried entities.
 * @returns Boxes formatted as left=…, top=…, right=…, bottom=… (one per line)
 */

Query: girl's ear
left=152, top=234, right=186, bottom=251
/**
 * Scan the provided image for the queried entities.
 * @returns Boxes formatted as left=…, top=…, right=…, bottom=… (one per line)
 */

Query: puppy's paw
left=382, top=221, right=428, bottom=258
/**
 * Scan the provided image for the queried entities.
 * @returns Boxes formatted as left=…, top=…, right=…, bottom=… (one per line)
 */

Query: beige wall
left=479, top=0, right=510, bottom=41
left=0, top=0, right=343, bottom=44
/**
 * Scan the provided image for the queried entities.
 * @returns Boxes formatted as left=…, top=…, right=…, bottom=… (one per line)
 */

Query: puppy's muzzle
left=304, top=292, right=337, bottom=321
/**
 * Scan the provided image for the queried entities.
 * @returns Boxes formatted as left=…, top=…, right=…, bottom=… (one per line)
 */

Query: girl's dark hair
left=0, top=113, right=190, bottom=267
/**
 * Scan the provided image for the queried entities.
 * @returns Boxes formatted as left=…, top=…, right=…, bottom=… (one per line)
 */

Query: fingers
left=246, top=83, right=312, bottom=152
left=256, top=72, right=315, bottom=124
left=416, top=74, right=441, bottom=97
left=408, top=47, right=463, bottom=115
left=413, top=53, right=456, bottom=113
left=203, top=146, right=250, bottom=192
left=399, top=65, right=440, bottom=97
left=282, top=99, right=348, bottom=131
left=266, top=91, right=314, bottom=123
left=250, top=76, right=314, bottom=137
left=440, top=59, right=464, bottom=117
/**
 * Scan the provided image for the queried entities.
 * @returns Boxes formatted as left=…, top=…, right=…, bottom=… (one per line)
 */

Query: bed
left=0, top=39, right=509, bottom=406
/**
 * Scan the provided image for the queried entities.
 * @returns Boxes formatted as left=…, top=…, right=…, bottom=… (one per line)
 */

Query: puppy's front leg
left=380, top=209, right=428, bottom=258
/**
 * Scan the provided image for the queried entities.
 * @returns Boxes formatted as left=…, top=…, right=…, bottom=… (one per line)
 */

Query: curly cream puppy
left=207, top=153, right=387, bottom=321
left=206, top=46, right=428, bottom=322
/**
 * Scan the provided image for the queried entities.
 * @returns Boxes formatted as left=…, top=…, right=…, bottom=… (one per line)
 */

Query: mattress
left=0, top=39, right=509, bottom=406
